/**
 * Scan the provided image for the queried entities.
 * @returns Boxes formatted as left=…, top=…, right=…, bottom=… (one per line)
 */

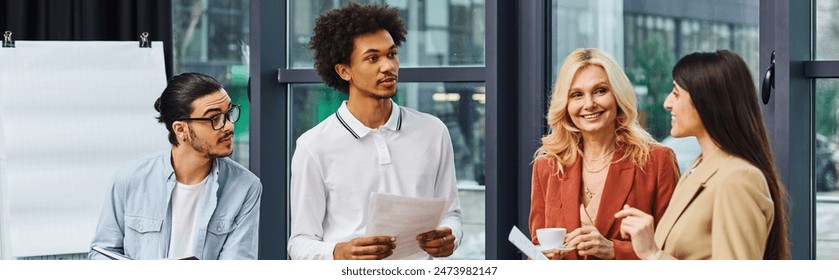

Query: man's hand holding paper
left=366, top=193, right=450, bottom=259
left=333, top=235, right=396, bottom=260
left=417, top=226, right=456, bottom=257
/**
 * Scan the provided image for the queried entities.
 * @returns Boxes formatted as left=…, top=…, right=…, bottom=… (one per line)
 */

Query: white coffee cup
left=536, top=228, right=567, bottom=249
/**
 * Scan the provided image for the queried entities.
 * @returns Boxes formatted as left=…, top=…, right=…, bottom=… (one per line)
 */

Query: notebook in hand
left=91, top=246, right=200, bottom=260
left=91, top=246, right=132, bottom=260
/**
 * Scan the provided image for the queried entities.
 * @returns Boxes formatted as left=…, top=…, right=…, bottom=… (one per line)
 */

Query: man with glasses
left=89, top=73, right=261, bottom=260
left=288, top=3, right=462, bottom=260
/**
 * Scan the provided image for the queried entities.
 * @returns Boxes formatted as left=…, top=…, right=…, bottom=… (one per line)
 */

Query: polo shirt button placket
left=373, top=130, right=392, bottom=165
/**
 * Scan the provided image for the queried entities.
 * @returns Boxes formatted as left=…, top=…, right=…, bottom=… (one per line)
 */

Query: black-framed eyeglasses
left=178, top=104, right=241, bottom=131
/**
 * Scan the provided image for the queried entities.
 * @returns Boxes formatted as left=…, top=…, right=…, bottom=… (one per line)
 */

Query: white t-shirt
left=167, top=175, right=208, bottom=259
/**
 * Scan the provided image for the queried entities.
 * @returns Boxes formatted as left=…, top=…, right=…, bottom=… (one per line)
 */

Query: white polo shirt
left=288, top=100, right=463, bottom=260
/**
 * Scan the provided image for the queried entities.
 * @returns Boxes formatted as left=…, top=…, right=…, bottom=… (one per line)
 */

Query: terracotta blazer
left=654, top=148, right=774, bottom=260
left=530, top=144, right=679, bottom=259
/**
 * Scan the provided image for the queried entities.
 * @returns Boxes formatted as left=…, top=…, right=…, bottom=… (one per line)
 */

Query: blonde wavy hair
left=536, top=48, right=656, bottom=174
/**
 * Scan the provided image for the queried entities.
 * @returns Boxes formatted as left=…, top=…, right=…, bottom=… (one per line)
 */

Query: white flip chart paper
left=0, top=41, right=169, bottom=258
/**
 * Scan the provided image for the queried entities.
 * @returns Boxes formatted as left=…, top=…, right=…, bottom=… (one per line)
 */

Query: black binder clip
left=139, top=32, right=151, bottom=48
left=3, top=31, right=14, bottom=48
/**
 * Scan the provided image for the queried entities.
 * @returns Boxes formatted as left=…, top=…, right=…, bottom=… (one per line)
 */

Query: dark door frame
left=761, top=0, right=814, bottom=260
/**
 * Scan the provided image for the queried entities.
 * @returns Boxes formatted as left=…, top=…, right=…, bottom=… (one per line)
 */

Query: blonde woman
left=530, top=48, right=679, bottom=260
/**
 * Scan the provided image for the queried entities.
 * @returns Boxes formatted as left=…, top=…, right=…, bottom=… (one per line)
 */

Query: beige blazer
left=654, top=148, right=775, bottom=260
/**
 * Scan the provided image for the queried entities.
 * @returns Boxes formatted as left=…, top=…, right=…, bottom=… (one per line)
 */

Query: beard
left=373, top=84, right=397, bottom=100
left=374, top=90, right=397, bottom=100
left=188, top=124, right=233, bottom=158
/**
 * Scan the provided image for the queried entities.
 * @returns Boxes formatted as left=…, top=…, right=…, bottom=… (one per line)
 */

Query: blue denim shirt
left=89, top=150, right=262, bottom=260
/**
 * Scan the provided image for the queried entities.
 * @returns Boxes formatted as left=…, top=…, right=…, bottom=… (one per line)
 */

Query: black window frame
left=249, top=0, right=828, bottom=260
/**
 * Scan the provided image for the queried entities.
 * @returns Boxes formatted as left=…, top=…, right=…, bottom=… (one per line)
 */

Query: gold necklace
left=583, top=150, right=614, bottom=162
left=583, top=160, right=611, bottom=173
left=582, top=149, right=614, bottom=173
left=584, top=186, right=596, bottom=199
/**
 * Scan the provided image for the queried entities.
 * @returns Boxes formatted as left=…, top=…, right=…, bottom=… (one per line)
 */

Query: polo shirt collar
left=335, top=100, right=403, bottom=139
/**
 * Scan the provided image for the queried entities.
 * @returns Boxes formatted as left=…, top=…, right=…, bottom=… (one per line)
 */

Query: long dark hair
left=672, top=50, right=789, bottom=259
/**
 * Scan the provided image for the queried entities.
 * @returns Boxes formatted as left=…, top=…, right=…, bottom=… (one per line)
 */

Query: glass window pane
left=288, top=0, right=486, bottom=68
left=551, top=0, right=758, bottom=171
left=172, top=0, right=251, bottom=168
left=817, top=0, right=839, bottom=60
left=815, top=79, right=839, bottom=260
left=289, top=82, right=486, bottom=260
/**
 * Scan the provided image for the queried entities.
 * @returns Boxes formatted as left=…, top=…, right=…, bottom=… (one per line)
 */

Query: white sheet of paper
left=0, top=41, right=169, bottom=258
left=365, top=193, right=447, bottom=259
left=508, top=225, right=548, bottom=260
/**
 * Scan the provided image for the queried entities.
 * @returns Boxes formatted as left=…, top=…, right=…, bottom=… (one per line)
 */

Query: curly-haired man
left=287, top=3, right=462, bottom=260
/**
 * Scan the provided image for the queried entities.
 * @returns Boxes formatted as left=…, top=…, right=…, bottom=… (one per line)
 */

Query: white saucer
left=535, top=245, right=574, bottom=252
